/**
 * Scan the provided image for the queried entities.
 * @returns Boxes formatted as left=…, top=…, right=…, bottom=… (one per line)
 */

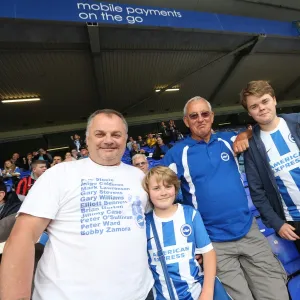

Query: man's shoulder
left=215, top=131, right=237, bottom=141
left=280, top=113, right=300, bottom=124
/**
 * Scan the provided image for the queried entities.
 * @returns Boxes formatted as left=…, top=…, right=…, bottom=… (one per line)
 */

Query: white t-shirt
left=19, top=158, right=153, bottom=300
left=260, top=118, right=300, bottom=221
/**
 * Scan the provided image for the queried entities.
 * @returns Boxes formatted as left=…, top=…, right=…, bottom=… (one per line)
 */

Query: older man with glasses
left=132, top=154, right=149, bottom=174
left=162, top=96, right=289, bottom=300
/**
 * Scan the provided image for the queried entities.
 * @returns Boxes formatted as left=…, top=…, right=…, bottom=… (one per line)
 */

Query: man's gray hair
left=86, top=109, right=128, bottom=137
left=132, top=154, right=148, bottom=164
left=183, top=96, right=212, bottom=116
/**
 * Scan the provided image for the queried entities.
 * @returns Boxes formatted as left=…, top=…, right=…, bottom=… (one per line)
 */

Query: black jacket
left=152, top=143, right=173, bottom=160
left=0, top=191, right=22, bottom=220
left=244, top=113, right=300, bottom=232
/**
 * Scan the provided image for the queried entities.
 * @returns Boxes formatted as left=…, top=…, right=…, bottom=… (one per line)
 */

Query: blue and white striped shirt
left=260, top=118, right=300, bottom=221
left=146, top=204, right=213, bottom=300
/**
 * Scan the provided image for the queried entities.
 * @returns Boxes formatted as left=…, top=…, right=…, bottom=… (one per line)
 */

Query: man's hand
left=233, top=129, right=252, bottom=154
left=278, top=223, right=300, bottom=241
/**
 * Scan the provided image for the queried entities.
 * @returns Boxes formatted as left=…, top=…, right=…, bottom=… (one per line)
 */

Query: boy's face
left=148, top=176, right=176, bottom=210
left=246, top=93, right=277, bottom=126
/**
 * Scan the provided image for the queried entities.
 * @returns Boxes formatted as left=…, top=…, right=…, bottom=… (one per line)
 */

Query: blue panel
left=0, top=0, right=298, bottom=37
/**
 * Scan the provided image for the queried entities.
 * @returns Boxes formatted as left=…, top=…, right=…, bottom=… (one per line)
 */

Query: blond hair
left=142, top=166, right=180, bottom=196
left=240, top=80, right=275, bottom=110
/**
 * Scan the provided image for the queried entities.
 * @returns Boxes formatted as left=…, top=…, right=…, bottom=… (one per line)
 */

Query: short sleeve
left=18, top=166, right=62, bottom=220
left=162, top=150, right=178, bottom=175
left=192, top=210, right=213, bottom=254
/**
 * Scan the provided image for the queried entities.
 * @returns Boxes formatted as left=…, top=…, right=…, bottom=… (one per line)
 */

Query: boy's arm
left=199, top=249, right=216, bottom=300
left=192, top=210, right=215, bottom=299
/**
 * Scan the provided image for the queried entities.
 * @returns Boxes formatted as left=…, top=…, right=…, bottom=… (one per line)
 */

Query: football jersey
left=146, top=204, right=213, bottom=300
left=162, top=132, right=252, bottom=242
left=261, top=118, right=300, bottom=221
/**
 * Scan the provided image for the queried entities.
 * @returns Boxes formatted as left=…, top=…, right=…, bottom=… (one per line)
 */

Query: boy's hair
left=142, top=166, right=180, bottom=196
left=240, top=80, right=275, bottom=110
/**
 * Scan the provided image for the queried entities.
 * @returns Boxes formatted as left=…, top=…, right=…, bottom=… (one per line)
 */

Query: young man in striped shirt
left=241, top=80, right=300, bottom=252
left=16, top=160, right=47, bottom=196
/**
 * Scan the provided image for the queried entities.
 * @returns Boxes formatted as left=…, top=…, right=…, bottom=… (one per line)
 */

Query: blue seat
left=288, top=276, right=300, bottom=300
left=247, top=194, right=260, bottom=217
left=240, top=173, right=248, bottom=186
left=20, top=170, right=31, bottom=179
left=37, top=232, right=49, bottom=246
left=266, top=233, right=300, bottom=276
left=255, top=217, right=275, bottom=237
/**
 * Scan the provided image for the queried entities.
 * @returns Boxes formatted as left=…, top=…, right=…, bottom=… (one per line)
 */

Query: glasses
left=134, top=162, right=147, bottom=167
left=188, top=111, right=211, bottom=120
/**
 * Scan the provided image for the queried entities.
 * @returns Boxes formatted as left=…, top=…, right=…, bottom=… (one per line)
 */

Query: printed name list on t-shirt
left=80, top=177, right=143, bottom=236
left=76, top=2, right=182, bottom=24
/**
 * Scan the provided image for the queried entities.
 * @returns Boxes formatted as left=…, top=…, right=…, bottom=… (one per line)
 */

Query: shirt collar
left=185, top=133, right=218, bottom=146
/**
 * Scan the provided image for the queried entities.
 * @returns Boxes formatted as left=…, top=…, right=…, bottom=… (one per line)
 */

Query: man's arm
left=244, top=150, right=285, bottom=232
left=0, top=214, right=50, bottom=300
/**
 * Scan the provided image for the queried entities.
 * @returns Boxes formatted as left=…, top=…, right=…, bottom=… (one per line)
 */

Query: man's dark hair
left=0, top=179, right=7, bottom=202
left=31, top=160, right=47, bottom=169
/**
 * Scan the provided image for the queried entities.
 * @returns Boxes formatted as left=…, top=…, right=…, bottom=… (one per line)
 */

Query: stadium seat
left=288, top=276, right=300, bottom=300
left=240, top=173, right=248, bottom=187
left=255, top=216, right=275, bottom=237
left=246, top=192, right=260, bottom=217
left=266, top=233, right=300, bottom=276
left=20, top=170, right=31, bottom=179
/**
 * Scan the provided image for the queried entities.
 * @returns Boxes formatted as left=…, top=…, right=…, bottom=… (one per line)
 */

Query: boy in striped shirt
left=143, top=166, right=230, bottom=300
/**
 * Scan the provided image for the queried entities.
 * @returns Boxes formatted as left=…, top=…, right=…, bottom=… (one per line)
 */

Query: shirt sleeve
left=161, top=150, right=178, bottom=175
left=18, top=166, right=62, bottom=220
left=192, top=209, right=213, bottom=254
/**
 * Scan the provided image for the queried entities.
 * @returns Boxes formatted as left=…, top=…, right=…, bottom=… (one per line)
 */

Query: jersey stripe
left=270, top=130, right=290, bottom=156
left=182, top=146, right=197, bottom=209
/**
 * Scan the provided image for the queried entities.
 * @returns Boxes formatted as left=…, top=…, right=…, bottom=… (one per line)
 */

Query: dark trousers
left=287, top=221, right=300, bottom=253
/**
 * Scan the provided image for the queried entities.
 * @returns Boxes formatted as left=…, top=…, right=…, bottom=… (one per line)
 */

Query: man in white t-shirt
left=241, top=80, right=300, bottom=252
left=0, top=109, right=153, bottom=300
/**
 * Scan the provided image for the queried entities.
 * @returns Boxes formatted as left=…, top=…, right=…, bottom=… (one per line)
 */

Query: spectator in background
left=2, top=161, right=21, bottom=187
left=16, top=160, right=47, bottom=197
left=70, top=133, right=84, bottom=152
left=34, top=148, right=52, bottom=164
left=65, top=152, right=76, bottom=162
left=137, top=135, right=146, bottom=147
left=152, top=137, right=172, bottom=160
left=130, top=143, right=149, bottom=158
left=51, top=156, right=62, bottom=167
left=79, top=146, right=89, bottom=159
left=71, top=149, right=80, bottom=160
left=0, top=179, right=22, bottom=221
left=169, top=120, right=177, bottom=142
left=127, top=136, right=136, bottom=151
left=10, top=153, right=23, bottom=168
left=22, top=152, right=33, bottom=171
left=146, top=133, right=156, bottom=148
left=160, top=121, right=171, bottom=144
left=132, top=154, right=149, bottom=174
